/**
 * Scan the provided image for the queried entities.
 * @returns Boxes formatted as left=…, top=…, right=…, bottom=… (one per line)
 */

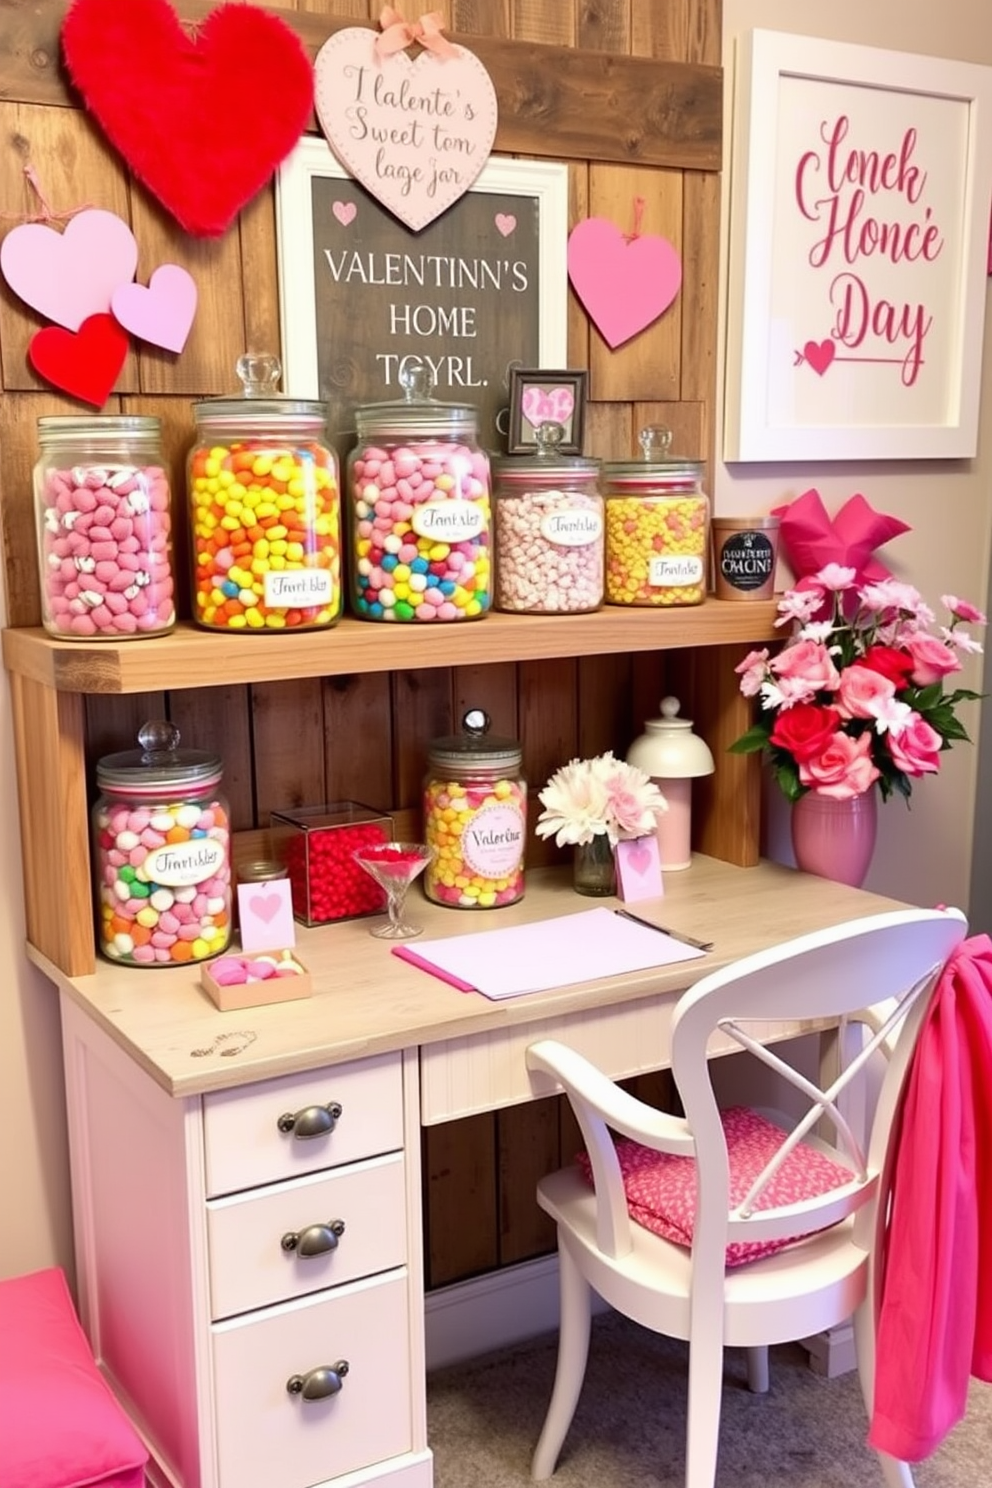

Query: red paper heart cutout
left=803, top=339, right=836, bottom=376
left=29, top=313, right=129, bottom=407
left=61, top=0, right=314, bottom=238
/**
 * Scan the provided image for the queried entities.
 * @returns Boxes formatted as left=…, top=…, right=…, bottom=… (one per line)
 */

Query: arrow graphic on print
left=794, top=338, right=924, bottom=377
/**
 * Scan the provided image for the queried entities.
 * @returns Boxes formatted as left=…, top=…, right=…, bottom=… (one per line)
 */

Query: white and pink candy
left=38, top=463, right=175, bottom=639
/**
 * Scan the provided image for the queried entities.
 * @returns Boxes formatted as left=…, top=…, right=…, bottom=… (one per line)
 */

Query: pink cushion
left=577, top=1105, right=853, bottom=1267
left=0, top=1268, right=148, bottom=1488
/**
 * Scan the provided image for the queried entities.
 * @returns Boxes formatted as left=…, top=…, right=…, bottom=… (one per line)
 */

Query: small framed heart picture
left=507, top=367, right=588, bottom=455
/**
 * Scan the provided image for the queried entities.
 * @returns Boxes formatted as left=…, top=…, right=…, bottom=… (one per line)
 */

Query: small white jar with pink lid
left=33, top=415, right=176, bottom=640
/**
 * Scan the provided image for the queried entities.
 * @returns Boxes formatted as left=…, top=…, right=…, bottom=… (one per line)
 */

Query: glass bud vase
left=573, top=834, right=617, bottom=896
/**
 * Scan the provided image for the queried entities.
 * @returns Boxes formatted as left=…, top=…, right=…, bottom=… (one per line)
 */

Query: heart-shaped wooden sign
left=112, top=264, right=198, bottom=354
left=61, top=0, right=314, bottom=238
left=29, top=313, right=129, bottom=407
left=314, top=27, right=498, bottom=232
left=567, top=217, right=683, bottom=349
left=0, top=209, right=137, bottom=331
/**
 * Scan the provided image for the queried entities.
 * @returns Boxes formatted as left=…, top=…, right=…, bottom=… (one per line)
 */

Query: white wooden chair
left=525, top=906, right=968, bottom=1488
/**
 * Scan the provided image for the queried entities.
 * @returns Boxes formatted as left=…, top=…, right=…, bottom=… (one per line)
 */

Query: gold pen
left=613, top=906, right=713, bottom=952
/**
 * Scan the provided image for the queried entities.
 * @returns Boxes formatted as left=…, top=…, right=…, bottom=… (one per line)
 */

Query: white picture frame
left=723, top=30, right=992, bottom=462
left=275, top=137, right=568, bottom=445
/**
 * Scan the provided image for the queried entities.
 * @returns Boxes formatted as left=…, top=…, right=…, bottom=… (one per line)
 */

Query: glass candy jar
left=348, top=366, right=491, bottom=622
left=33, top=415, right=176, bottom=640
left=603, top=426, right=709, bottom=607
left=92, top=721, right=232, bottom=966
left=424, top=710, right=526, bottom=908
left=492, top=422, right=603, bottom=614
left=188, top=353, right=342, bottom=632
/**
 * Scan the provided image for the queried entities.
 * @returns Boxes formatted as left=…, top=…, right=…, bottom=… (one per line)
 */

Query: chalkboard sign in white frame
left=276, top=137, right=569, bottom=449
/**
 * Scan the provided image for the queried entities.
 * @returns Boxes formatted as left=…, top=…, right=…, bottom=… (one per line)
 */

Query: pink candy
left=37, top=463, right=176, bottom=641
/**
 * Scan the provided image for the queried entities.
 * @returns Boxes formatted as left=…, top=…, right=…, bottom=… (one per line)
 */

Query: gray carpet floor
left=427, top=1312, right=988, bottom=1486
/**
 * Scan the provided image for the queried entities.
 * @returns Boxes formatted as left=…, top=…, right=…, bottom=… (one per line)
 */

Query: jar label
left=263, top=569, right=334, bottom=608
left=648, top=555, right=704, bottom=587
left=718, top=531, right=775, bottom=591
left=144, top=839, right=227, bottom=887
left=462, top=804, right=525, bottom=879
left=540, top=507, right=603, bottom=547
left=411, top=501, right=485, bottom=543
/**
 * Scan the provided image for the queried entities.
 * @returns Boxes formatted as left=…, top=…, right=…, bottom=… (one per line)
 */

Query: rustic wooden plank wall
left=0, top=0, right=720, bottom=1287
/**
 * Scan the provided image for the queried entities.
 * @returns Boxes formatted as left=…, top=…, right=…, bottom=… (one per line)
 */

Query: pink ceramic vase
left=790, top=788, right=878, bottom=888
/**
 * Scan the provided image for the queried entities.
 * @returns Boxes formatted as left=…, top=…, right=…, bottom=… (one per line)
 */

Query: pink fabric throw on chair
left=869, top=934, right=992, bottom=1461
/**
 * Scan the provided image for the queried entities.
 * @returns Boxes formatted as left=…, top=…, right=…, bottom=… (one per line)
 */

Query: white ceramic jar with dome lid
left=347, top=365, right=491, bottom=622
left=626, top=697, right=715, bottom=870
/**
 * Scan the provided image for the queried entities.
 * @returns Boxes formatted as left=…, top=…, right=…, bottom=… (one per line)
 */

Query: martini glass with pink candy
left=353, top=843, right=435, bottom=940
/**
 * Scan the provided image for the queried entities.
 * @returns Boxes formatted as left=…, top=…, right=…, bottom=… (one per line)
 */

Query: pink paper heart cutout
left=627, top=842, right=653, bottom=877
left=249, top=893, right=281, bottom=924
left=495, top=213, right=516, bottom=237
left=111, top=263, right=197, bottom=354
left=521, top=385, right=575, bottom=428
left=0, top=208, right=138, bottom=332
left=803, top=339, right=836, bottom=376
left=567, top=217, right=682, bottom=349
left=333, top=200, right=357, bottom=227
left=315, top=28, right=498, bottom=232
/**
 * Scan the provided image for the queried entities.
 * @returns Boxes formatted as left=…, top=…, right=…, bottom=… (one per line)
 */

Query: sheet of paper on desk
left=392, top=907, right=705, bottom=999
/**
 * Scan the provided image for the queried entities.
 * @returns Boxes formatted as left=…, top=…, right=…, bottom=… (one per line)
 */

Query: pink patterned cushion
left=577, top=1105, right=853, bottom=1267
left=0, top=1268, right=148, bottom=1488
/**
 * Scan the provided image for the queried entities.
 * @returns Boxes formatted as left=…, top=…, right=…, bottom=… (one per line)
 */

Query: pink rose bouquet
left=730, top=565, right=985, bottom=803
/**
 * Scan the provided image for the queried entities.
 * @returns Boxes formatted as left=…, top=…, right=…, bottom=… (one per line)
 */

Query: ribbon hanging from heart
left=61, top=0, right=314, bottom=238
left=314, top=8, right=498, bottom=232
left=567, top=199, right=683, bottom=349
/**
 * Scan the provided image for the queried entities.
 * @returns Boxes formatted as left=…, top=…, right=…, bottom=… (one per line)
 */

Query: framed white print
left=275, top=138, right=568, bottom=451
left=723, top=30, right=992, bottom=462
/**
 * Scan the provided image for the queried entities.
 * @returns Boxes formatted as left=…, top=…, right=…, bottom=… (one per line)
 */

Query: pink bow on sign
left=376, top=5, right=459, bottom=59
left=772, top=488, right=911, bottom=615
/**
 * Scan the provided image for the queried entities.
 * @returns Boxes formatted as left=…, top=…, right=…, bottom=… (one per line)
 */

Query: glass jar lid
left=492, top=420, right=600, bottom=479
left=37, top=415, right=162, bottom=446
left=96, top=720, right=223, bottom=790
left=428, top=709, right=522, bottom=772
left=192, top=352, right=327, bottom=429
left=355, top=364, right=478, bottom=439
left=603, top=425, right=704, bottom=485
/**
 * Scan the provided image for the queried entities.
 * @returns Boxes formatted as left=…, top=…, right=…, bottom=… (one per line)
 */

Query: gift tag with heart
left=567, top=216, right=682, bottom=349
left=28, top=313, right=129, bottom=408
left=314, top=27, right=498, bottom=232
left=615, top=834, right=663, bottom=903
left=0, top=209, right=138, bottom=332
left=238, top=878, right=296, bottom=953
left=61, top=0, right=314, bottom=238
left=112, top=264, right=198, bottom=353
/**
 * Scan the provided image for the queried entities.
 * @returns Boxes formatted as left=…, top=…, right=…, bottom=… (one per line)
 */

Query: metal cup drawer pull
left=281, top=1219, right=346, bottom=1257
left=286, top=1360, right=350, bottom=1401
left=276, top=1101, right=343, bottom=1139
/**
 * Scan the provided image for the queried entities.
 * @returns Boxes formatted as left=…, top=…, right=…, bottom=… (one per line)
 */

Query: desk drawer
left=203, top=1052, right=403, bottom=1196
left=207, top=1153, right=408, bottom=1319
left=212, top=1271, right=412, bottom=1488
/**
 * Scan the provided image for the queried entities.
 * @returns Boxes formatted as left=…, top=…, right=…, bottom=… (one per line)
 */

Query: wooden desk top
left=33, top=858, right=909, bottom=1099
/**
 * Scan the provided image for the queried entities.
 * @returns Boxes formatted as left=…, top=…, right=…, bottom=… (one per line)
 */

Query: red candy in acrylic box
left=269, top=802, right=395, bottom=926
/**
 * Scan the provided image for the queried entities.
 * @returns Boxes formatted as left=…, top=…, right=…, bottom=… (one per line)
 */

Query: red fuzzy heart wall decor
left=62, top=0, right=314, bottom=238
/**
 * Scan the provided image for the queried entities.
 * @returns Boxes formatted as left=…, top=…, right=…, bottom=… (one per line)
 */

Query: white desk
left=41, top=859, right=906, bottom=1488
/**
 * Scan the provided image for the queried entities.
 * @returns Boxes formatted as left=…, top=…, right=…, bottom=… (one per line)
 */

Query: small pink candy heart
left=495, top=212, right=516, bottom=237
left=111, top=263, right=197, bottom=354
left=248, top=892, right=280, bottom=924
left=332, top=200, right=357, bottom=227
left=0, top=207, right=138, bottom=332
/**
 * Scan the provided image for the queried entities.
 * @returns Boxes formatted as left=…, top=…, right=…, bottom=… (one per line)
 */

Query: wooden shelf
left=2, top=602, right=778, bottom=695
